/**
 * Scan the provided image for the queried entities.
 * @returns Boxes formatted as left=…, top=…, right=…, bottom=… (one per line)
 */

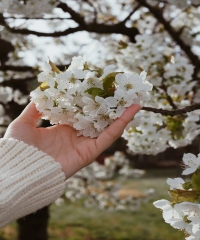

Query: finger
left=57, top=104, right=141, bottom=178
left=96, top=104, right=141, bottom=153
left=17, top=101, right=42, bottom=126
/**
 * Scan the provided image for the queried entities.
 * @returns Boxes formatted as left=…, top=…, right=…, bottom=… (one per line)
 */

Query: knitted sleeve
left=0, top=138, right=66, bottom=228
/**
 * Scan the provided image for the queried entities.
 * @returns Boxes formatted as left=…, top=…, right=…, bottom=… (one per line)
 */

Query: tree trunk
left=17, top=206, right=49, bottom=240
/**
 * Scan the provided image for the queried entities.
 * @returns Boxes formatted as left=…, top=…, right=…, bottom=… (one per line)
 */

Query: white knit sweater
left=0, top=138, right=66, bottom=228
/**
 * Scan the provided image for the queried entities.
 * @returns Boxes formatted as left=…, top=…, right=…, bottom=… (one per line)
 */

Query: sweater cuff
left=0, top=138, right=66, bottom=228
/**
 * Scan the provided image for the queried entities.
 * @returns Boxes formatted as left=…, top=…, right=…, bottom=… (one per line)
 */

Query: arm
left=0, top=138, right=66, bottom=228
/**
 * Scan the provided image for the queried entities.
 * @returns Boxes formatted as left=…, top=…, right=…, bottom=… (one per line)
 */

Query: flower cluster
left=30, top=56, right=152, bottom=138
left=154, top=153, right=200, bottom=240
left=123, top=110, right=200, bottom=155
left=100, top=32, right=200, bottom=155
left=6, top=0, right=57, bottom=17
left=116, top=34, right=195, bottom=108
left=122, top=111, right=171, bottom=155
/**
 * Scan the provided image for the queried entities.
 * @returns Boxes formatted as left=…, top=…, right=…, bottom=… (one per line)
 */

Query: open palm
left=4, top=102, right=141, bottom=178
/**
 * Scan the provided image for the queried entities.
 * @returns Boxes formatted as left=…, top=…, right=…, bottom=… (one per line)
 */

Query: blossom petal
left=182, top=167, right=197, bottom=175
left=153, top=199, right=172, bottom=211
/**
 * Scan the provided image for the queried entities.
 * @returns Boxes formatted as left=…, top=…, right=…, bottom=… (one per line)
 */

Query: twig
left=3, top=16, right=72, bottom=20
left=160, top=82, right=178, bottom=110
left=142, top=103, right=200, bottom=116
left=0, top=124, right=8, bottom=128
left=0, top=64, right=69, bottom=72
left=120, top=4, right=141, bottom=25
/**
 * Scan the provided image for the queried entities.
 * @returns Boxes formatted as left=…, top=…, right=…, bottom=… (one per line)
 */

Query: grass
left=0, top=169, right=185, bottom=240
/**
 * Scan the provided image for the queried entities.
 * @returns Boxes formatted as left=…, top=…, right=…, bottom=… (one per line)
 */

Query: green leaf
left=192, top=170, right=200, bottom=191
left=85, top=87, right=106, bottom=98
left=103, top=87, right=115, bottom=97
left=182, top=182, right=192, bottom=190
left=169, top=189, right=200, bottom=203
left=103, top=72, right=123, bottom=91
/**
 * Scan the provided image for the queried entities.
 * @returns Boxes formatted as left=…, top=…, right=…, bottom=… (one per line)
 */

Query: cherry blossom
left=166, top=177, right=185, bottom=190
left=182, top=153, right=200, bottom=175
left=31, top=57, right=152, bottom=138
left=154, top=151, right=200, bottom=239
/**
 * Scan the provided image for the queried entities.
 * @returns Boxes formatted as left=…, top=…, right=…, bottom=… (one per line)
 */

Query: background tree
left=0, top=0, right=200, bottom=239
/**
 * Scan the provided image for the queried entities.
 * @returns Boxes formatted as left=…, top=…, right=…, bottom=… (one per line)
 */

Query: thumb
left=96, top=104, right=141, bottom=153
left=17, top=101, right=42, bottom=126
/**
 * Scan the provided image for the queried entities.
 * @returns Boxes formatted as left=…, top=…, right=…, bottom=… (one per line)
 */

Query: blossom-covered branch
left=137, top=0, right=200, bottom=78
left=119, top=4, right=141, bottom=25
left=5, top=21, right=139, bottom=41
left=3, top=2, right=139, bottom=42
left=57, top=1, right=140, bottom=41
left=6, top=25, right=83, bottom=37
left=154, top=153, right=200, bottom=240
left=30, top=57, right=152, bottom=138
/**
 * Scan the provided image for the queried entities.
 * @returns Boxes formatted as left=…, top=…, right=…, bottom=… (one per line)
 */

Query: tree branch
left=0, top=65, right=34, bottom=71
left=0, top=124, right=8, bottom=128
left=142, top=103, right=200, bottom=116
left=6, top=25, right=83, bottom=37
left=6, top=21, right=139, bottom=42
left=160, top=82, right=178, bottom=110
left=1, top=76, right=36, bottom=87
left=0, top=64, right=69, bottom=72
left=57, top=1, right=139, bottom=42
left=4, top=16, right=72, bottom=20
left=2, top=2, right=139, bottom=42
left=120, top=4, right=141, bottom=25
left=136, top=0, right=200, bottom=79
left=57, top=2, right=87, bottom=27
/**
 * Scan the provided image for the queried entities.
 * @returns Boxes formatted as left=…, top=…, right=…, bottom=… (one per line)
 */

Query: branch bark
left=4, top=2, right=139, bottom=42
left=0, top=65, right=34, bottom=71
left=0, top=64, right=69, bottom=72
left=4, top=16, right=72, bottom=20
left=120, top=3, right=141, bottom=25
left=7, top=25, right=83, bottom=37
left=1, top=76, right=36, bottom=92
left=142, top=103, right=200, bottom=116
left=6, top=22, right=139, bottom=42
left=160, top=83, right=178, bottom=110
left=57, top=2, right=86, bottom=27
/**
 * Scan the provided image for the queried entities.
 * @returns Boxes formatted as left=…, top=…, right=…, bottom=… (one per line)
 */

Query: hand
left=4, top=102, right=141, bottom=178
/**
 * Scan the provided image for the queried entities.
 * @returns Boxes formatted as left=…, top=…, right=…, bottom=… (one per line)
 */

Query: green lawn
left=0, top=169, right=185, bottom=240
